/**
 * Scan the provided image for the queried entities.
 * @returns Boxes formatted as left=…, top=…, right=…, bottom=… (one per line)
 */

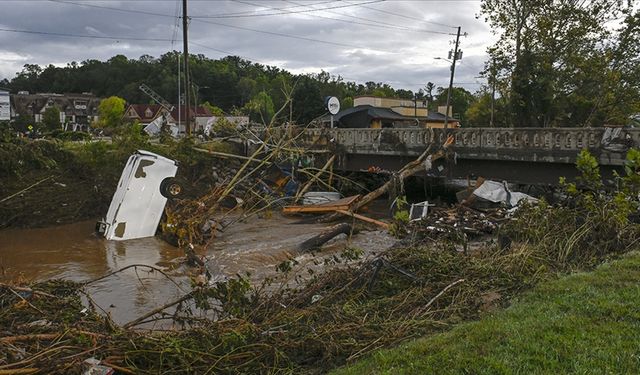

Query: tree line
left=1, top=0, right=638, bottom=128
left=1, top=53, right=463, bottom=126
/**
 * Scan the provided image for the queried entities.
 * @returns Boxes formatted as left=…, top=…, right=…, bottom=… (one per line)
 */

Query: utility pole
left=182, top=0, right=191, bottom=136
left=444, top=26, right=462, bottom=131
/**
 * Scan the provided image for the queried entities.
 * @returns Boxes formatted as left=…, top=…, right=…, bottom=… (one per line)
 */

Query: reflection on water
left=0, top=213, right=396, bottom=326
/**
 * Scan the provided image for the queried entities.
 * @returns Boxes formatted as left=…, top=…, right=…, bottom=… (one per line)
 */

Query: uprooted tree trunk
left=319, top=134, right=455, bottom=223
left=298, top=223, right=354, bottom=252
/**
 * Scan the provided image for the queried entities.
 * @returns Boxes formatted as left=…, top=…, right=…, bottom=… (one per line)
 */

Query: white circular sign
left=327, top=96, right=340, bottom=115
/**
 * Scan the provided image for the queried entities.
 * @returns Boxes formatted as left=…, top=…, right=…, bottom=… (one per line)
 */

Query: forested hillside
left=0, top=53, right=426, bottom=125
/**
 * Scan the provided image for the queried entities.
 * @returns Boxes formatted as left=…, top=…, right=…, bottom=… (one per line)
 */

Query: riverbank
left=333, top=250, right=640, bottom=374
left=0, top=130, right=241, bottom=229
left=2, top=133, right=639, bottom=373
left=1, top=194, right=638, bottom=373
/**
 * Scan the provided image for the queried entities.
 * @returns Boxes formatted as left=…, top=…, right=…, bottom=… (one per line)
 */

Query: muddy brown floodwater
left=0, top=213, right=396, bottom=326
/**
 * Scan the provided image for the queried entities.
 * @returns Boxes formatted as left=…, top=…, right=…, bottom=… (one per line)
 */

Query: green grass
left=333, top=252, right=640, bottom=375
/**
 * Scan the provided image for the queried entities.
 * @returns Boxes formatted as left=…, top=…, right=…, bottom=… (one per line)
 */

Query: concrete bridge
left=294, top=127, right=639, bottom=185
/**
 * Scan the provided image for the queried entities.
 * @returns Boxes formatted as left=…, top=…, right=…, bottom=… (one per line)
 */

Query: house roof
left=424, top=111, right=459, bottom=122
left=124, top=104, right=213, bottom=123
left=10, top=93, right=101, bottom=116
left=333, top=105, right=408, bottom=122
left=170, top=105, right=212, bottom=120
left=127, top=104, right=163, bottom=121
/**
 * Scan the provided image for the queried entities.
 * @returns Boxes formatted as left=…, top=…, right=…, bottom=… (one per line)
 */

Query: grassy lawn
left=333, top=252, right=640, bottom=375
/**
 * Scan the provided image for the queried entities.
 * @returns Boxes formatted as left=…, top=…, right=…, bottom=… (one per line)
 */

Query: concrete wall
left=297, top=127, right=640, bottom=167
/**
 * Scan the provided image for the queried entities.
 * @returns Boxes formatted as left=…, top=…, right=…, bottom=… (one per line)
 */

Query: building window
left=74, top=100, right=88, bottom=110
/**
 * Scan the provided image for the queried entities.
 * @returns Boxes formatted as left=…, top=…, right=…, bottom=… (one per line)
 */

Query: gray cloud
left=0, top=0, right=493, bottom=92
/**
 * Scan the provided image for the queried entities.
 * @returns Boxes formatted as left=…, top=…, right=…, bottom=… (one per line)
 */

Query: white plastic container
left=96, top=150, right=179, bottom=241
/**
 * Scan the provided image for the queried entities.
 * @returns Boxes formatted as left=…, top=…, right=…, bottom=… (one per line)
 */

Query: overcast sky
left=0, top=0, right=495, bottom=93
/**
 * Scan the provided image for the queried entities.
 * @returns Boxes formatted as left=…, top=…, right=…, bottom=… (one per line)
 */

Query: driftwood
left=318, top=134, right=455, bottom=223
left=283, top=195, right=360, bottom=214
left=123, top=291, right=195, bottom=329
left=335, top=210, right=389, bottom=229
left=298, top=223, right=354, bottom=252
left=0, top=176, right=52, bottom=204
left=354, top=134, right=454, bottom=212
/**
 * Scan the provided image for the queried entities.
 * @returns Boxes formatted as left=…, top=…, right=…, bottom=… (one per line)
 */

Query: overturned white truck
left=96, top=150, right=183, bottom=241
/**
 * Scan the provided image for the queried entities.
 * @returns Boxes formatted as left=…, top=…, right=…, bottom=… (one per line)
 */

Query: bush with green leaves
left=510, top=148, right=640, bottom=269
left=211, top=117, right=237, bottom=137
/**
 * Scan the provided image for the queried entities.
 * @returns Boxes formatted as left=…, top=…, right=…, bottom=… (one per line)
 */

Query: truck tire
left=160, top=177, right=184, bottom=199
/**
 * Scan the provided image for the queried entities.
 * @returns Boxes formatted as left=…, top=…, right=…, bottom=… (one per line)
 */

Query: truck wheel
left=160, top=178, right=184, bottom=199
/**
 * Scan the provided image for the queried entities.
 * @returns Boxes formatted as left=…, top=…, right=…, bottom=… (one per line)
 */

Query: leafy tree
left=291, top=76, right=323, bottom=124
left=465, top=91, right=508, bottom=127
left=202, top=101, right=224, bottom=116
left=42, top=106, right=61, bottom=131
left=480, top=0, right=639, bottom=127
left=342, top=96, right=354, bottom=109
left=12, top=115, right=31, bottom=133
left=5, top=52, right=483, bottom=127
left=434, top=87, right=475, bottom=122
left=244, top=91, right=275, bottom=124
left=98, top=96, right=126, bottom=128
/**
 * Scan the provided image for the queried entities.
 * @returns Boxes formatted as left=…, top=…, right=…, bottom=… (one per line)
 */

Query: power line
left=0, top=27, right=174, bottom=42
left=47, top=0, right=176, bottom=18
left=194, top=0, right=374, bottom=18
left=344, top=0, right=458, bottom=29
left=282, top=0, right=454, bottom=35
left=236, top=0, right=454, bottom=35
left=46, top=0, right=430, bottom=50
left=192, top=0, right=384, bottom=18
left=191, top=18, right=398, bottom=53
left=189, top=0, right=337, bottom=18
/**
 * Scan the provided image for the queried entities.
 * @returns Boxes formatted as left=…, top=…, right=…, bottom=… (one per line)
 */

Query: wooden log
left=353, top=134, right=454, bottom=212
left=335, top=210, right=390, bottom=229
left=0, top=369, right=40, bottom=375
left=317, top=135, right=455, bottom=224
left=298, top=223, right=354, bottom=252
left=283, top=205, right=352, bottom=214
left=283, top=195, right=360, bottom=214
left=123, top=292, right=195, bottom=329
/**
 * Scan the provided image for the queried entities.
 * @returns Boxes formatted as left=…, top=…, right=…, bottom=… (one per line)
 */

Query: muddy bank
left=0, top=135, right=243, bottom=229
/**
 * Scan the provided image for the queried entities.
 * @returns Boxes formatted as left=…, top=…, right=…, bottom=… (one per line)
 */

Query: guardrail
left=300, top=128, right=638, bottom=151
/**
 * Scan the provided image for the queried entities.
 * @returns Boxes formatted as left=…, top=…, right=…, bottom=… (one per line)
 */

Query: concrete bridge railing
left=296, top=127, right=639, bottom=166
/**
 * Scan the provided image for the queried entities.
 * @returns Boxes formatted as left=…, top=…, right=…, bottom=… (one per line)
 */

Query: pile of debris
left=410, top=205, right=505, bottom=240
left=405, top=178, right=538, bottom=246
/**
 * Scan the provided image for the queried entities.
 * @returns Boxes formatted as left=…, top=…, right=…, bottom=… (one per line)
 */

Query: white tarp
left=601, top=126, right=630, bottom=152
left=143, top=117, right=163, bottom=135
left=143, top=117, right=178, bottom=137
left=472, top=180, right=538, bottom=207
